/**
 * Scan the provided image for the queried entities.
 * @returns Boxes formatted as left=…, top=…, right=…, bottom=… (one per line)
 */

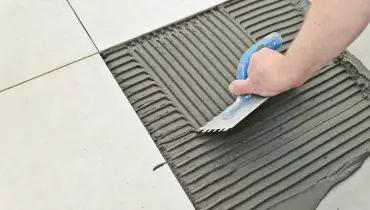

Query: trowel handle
left=236, top=32, right=283, bottom=80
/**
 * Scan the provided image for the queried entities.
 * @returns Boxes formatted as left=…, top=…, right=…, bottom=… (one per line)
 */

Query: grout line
left=0, top=53, right=99, bottom=94
left=66, top=0, right=100, bottom=52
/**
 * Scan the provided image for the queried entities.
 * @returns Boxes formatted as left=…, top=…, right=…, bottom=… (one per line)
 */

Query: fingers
left=228, top=79, right=258, bottom=95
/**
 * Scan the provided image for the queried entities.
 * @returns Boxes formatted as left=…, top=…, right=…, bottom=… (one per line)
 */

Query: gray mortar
left=269, top=152, right=370, bottom=210
left=101, top=0, right=370, bottom=209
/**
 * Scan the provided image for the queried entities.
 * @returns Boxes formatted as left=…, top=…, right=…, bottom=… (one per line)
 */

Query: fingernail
left=229, top=83, right=235, bottom=93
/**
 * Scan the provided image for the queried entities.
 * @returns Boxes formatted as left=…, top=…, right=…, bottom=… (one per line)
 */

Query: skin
left=229, top=0, right=370, bottom=97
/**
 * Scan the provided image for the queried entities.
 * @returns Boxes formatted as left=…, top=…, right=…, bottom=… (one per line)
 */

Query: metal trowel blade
left=198, top=95, right=268, bottom=132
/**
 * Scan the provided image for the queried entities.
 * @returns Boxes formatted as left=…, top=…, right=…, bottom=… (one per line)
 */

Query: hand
left=228, top=48, right=302, bottom=97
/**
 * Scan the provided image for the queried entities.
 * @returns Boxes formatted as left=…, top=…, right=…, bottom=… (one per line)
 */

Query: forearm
left=281, top=0, right=370, bottom=87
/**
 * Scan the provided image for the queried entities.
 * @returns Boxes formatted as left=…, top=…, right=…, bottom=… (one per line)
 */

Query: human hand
left=228, top=48, right=303, bottom=97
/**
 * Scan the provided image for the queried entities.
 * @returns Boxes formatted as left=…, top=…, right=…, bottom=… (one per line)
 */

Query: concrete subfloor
left=0, top=1, right=369, bottom=210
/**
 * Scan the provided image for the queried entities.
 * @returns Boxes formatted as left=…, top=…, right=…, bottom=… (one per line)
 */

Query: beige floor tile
left=348, top=25, right=370, bottom=69
left=0, top=54, right=193, bottom=210
left=0, top=0, right=96, bottom=92
left=69, top=0, right=226, bottom=51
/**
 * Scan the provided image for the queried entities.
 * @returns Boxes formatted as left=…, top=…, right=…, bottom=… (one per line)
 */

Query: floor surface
left=0, top=0, right=369, bottom=210
left=0, top=54, right=193, bottom=210
left=69, top=0, right=226, bottom=51
left=0, top=0, right=96, bottom=92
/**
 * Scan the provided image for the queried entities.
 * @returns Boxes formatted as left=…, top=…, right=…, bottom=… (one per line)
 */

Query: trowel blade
left=198, top=95, right=268, bottom=132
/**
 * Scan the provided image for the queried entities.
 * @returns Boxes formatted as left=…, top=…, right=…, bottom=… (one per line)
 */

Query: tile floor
left=0, top=1, right=369, bottom=210
left=69, top=0, right=227, bottom=51
left=0, top=0, right=97, bottom=92
left=0, top=54, right=193, bottom=210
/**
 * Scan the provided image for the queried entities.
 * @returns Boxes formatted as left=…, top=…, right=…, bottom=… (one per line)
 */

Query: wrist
left=278, top=56, right=307, bottom=90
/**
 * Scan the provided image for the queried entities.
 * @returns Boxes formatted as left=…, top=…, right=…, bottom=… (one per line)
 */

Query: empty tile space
left=316, top=158, right=370, bottom=210
left=69, top=0, right=226, bottom=51
left=0, top=54, right=193, bottom=210
left=348, top=25, right=370, bottom=69
left=0, top=0, right=96, bottom=92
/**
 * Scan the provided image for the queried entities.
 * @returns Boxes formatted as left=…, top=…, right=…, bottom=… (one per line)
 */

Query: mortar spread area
left=101, top=0, right=370, bottom=209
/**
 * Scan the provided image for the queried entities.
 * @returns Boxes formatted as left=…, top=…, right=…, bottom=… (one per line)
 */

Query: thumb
left=228, top=79, right=257, bottom=95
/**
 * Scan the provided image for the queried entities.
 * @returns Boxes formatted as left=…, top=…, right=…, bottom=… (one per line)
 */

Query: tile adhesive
left=101, top=0, right=370, bottom=209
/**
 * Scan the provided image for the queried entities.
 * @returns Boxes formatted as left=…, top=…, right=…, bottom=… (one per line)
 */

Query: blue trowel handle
left=236, top=32, right=283, bottom=80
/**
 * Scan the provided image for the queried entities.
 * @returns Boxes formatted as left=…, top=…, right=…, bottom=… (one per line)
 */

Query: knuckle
left=250, top=53, right=259, bottom=65
left=259, top=48, right=270, bottom=53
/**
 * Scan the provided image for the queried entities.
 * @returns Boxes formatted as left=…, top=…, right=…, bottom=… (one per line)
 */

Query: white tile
left=316, top=158, right=370, bottom=210
left=0, top=55, right=193, bottom=210
left=69, top=0, right=226, bottom=51
left=348, top=25, right=370, bottom=69
left=0, top=0, right=96, bottom=91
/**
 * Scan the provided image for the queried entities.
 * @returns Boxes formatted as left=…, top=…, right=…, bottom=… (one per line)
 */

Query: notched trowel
left=199, top=32, right=283, bottom=132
